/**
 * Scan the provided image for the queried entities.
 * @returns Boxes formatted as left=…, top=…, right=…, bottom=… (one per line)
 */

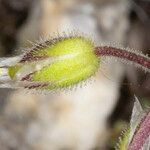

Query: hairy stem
left=128, top=111, right=150, bottom=150
left=95, top=46, right=150, bottom=72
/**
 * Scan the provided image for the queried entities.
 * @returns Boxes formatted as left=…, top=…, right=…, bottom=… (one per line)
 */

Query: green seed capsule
left=8, top=36, right=99, bottom=90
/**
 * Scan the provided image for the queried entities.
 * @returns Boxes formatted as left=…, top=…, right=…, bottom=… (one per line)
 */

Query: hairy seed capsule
left=8, top=36, right=99, bottom=90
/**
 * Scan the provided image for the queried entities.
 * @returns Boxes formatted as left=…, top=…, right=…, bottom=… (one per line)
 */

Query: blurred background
left=0, top=0, right=149, bottom=149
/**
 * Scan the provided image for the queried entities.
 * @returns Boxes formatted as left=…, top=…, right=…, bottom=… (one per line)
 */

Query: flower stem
left=128, top=111, right=150, bottom=150
left=95, top=46, right=150, bottom=72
